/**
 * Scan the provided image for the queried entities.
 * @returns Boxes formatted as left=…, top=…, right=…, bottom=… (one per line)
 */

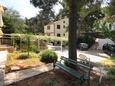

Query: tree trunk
left=68, top=0, right=78, bottom=61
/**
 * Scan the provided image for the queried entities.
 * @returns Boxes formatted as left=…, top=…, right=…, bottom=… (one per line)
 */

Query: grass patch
left=5, top=52, right=44, bottom=73
left=99, top=56, right=115, bottom=67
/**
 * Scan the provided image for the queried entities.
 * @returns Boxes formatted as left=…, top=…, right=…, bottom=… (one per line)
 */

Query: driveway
left=47, top=45, right=109, bottom=63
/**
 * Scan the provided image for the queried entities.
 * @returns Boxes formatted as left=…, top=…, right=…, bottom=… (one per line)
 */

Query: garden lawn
left=5, top=52, right=44, bottom=73
left=99, top=56, right=115, bottom=67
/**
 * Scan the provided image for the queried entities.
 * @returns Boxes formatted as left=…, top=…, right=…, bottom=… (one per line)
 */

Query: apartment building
left=44, top=17, right=69, bottom=37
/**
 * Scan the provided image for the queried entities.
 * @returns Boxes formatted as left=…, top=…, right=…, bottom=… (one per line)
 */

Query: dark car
left=103, top=43, right=115, bottom=56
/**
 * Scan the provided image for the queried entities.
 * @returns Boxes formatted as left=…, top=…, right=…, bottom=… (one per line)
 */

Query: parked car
left=103, top=43, right=115, bottom=56
left=79, top=43, right=89, bottom=51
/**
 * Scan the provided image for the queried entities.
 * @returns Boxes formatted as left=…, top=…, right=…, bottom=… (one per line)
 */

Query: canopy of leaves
left=84, top=10, right=105, bottom=29
left=30, top=0, right=58, bottom=10
left=26, top=9, right=55, bottom=34
left=57, top=0, right=104, bottom=32
left=3, top=9, right=27, bottom=34
left=108, top=0, right=115, bottom=16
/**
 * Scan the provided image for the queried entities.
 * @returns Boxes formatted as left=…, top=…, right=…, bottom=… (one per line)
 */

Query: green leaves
left=30, top=0, right=58, bottom=10
left=3, top=9, right=26, bottom=34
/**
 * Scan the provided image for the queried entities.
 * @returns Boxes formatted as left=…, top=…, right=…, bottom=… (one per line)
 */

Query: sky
left=0, top=0, right=62, bottom=19
left=0, top=0, right=109, bottom=19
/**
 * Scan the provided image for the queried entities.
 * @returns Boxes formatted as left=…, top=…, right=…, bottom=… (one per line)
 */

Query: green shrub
left=107, top=67, right=115, bottom=79
left=30, top=45, right=39, bottom=53
left=62, top=41, right=68, bottom=48
left=39, top=40, right=48, bottom=50
left=18, top=53, right=29, bottom=59
left=40, top=50, right=58, bottom=63
left=13, top=36, right=21, bottom=49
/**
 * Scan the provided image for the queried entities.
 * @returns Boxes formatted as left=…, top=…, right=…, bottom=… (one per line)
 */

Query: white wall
left=44, top=23, right=55, bottom=36
left=54, top=17, right=68, bottom=37
left=44, top=17, right=69, bottom=37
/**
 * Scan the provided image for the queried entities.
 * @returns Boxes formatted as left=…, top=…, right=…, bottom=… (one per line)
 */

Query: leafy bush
left=77, top=36, right=95, bottom=49
left=40, top=50, right=58, bottom=63
left=39, top=40, right=48, bottom=50
left=30, top=45, right=39, bottom=53
left=18, top=53, right=29, bottom=59
left=107, top=67, right=115, bottom=79
left=62, top=41, right=68, bottom=48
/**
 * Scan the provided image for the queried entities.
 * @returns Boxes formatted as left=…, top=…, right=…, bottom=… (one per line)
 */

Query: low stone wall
left=0, top=46, right=16, bottom=52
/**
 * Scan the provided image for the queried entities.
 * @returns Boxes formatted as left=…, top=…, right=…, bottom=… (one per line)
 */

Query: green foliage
left=84, top=10, right=105, bottom=29
left=30, top=0, right=56, bottom=34
left=109, top=56, right=115, bottom=61
left=40, top=49, right=58, bottom=63
left=3, top=8, right=27, bottom=34
left=18, top=53, right=29, bottom=59
left=110, top=31, right=115, bottom=42
left=62, top=41, right=68, bottom=48
left=30, top=0, right=58, bottom=10
left=17, top=52, right=38, bottom=60
left=27, top=9, right=55, bottom=34
left=30, top=45, right=39, bottom=53
left=107, top=67, right=115, bottom=79
left=37, top=35, right=68, bottom=42
left=108, top=0, right=115, bottom=18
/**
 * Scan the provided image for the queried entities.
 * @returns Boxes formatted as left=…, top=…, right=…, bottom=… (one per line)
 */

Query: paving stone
left=0, top=51, right=8, bottom=86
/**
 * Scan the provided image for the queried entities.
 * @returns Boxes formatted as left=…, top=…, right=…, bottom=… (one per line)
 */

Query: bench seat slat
left=55, top=62, right=89, bottom=80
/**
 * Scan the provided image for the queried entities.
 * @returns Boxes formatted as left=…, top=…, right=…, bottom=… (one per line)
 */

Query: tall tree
left=3, top=8, right=27, bottom=34
left=30, top=0, right=104, bottom=61
left=30, top=0, right=56, bottom=34
left=58, top=0, right=104, bottom=60
left=68, top=0, right=78, bottom=60
left=26, top=9, right=55, bottom=34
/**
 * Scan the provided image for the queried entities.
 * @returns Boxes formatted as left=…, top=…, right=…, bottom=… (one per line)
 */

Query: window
left=63, top=21, right=65, bottom=23
left=57, top=33, right=61, bottom=37
left=47, top=26, right=50, bottom=30
left=63, top=34, right=65, bottom=36
left=57, top=25, right=60, bottom=29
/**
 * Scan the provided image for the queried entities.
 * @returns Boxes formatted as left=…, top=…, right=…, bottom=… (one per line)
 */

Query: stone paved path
left=4, top=64, right=53, bottom=86
left=0, top=51, right=8, bottom=86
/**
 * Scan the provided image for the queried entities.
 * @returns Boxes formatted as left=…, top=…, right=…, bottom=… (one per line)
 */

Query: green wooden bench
left=53, top=56, right=93, bottom=86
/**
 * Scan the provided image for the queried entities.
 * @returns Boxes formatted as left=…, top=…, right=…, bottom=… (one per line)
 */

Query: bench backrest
left=60, top=56, right=93, bottom=78
left=60, top=56, right=93, bottom=70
